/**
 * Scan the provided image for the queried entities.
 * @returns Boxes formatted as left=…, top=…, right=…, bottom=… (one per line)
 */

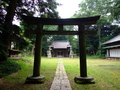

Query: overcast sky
left=13, top=0, right=83, bottom=25
left=56, top=0, right=83, bottom=18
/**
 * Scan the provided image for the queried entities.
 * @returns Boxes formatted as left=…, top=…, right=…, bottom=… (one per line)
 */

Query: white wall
left=109, top=48, right=120, bottom=57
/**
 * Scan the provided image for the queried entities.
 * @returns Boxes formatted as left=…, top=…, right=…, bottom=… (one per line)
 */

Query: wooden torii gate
left=22, top=15, right=100, bottom=84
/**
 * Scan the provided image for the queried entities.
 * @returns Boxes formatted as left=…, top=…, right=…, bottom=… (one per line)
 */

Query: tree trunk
left=2, top=0, right=18, bottom=61
left=97, top=25, right=102, bottom=55
left=98, top=25, right=101, bottom=46
left=92, top=50, right=96, bottom=55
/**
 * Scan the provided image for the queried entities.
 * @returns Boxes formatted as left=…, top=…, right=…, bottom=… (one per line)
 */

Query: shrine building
left=49, top=41, right=72, bottom=57
left=102, top=34, right=120, bottom=59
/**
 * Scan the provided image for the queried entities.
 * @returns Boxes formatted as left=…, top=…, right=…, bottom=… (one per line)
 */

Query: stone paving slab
left=50, top=58, right=72, bottom=90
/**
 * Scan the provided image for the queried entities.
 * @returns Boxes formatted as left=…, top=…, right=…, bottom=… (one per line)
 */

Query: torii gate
left=22, top=15, right=100, bottom=84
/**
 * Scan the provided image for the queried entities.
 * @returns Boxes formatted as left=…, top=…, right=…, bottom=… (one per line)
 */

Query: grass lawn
left=0, top=57, right=120, bottom=90
left=0, top=57, right=58, bottom=90
left=63, top=58, right=120, bottom=90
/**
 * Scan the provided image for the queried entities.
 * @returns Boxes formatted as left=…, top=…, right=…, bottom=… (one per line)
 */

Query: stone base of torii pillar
left=25, top=75, right=45, bottom=84
left=74, top=75, right=95, bottom=84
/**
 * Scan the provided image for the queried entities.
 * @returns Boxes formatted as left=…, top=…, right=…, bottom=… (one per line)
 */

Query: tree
left=0, top=0, right=59, bottom=61
left=73, top=0, right=120, bottom=56
left=1, top=0, right=18, bottom=61
left=106, top=0, right=120, bottom=20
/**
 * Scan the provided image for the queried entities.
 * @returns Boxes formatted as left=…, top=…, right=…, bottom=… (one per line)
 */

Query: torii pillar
left=25, top=24, right=45, bottom=83
left=74, top=24, right=95, bottom=84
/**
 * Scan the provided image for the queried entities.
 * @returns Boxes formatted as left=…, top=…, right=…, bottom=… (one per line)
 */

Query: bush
left=87, top=55, right=106, bottom=59
left=0, top=61, right=21, bottom=78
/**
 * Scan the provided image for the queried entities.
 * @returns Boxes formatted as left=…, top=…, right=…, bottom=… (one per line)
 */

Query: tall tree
left=106, top=0, right=120, bottom=20
left=0, top=0, right=59, bottom=61
left=73, top=0, right=120, bottom=55
left=2, top=0, right=18, bottom=61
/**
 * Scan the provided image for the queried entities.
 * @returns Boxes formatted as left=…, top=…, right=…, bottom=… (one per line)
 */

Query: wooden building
left=102, top=35, right=120, bottom=59
left=49, top=41, right=72, bottom=57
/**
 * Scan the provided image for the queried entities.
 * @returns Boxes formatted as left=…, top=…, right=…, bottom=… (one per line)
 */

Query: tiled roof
left=49, top=41, right=71, bottom=49
left=102, top=35, right=120, bottom=45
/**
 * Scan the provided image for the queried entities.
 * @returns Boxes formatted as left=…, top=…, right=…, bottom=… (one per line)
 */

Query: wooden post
left=25, top=24, right=45, bottom=84
left=74, top=24, right=95, bottom=84
left=58, top=25, right=63, bottom=32
left=33, top=24, right=43, bottom=76
left=79, top=24, right=87, bottom=77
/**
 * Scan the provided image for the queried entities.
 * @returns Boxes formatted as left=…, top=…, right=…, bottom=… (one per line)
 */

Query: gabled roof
left=102, top=35, right=120, bottom=45
left=49, top=41, right=71, bottom=49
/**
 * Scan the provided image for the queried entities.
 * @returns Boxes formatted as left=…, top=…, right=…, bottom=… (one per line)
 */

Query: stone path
left=50, top=58, right=72, bottom=90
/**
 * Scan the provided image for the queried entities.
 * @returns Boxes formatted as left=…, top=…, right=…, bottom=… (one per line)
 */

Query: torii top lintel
left=22, top=15, right=100, bottom=25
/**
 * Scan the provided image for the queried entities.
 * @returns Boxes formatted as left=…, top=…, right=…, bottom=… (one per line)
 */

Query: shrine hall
left=49, top=41, right=72, bottom=57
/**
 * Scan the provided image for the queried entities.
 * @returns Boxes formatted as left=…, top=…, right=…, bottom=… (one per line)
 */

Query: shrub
left=0, top=61, right=21, bottom=78
left=87, top=55, right=106, bottom=59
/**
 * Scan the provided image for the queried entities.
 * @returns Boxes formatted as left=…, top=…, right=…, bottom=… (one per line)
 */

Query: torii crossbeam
left=22, top=15, right=100, bottom=84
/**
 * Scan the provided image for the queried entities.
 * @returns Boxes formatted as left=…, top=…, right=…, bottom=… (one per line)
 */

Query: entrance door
left=57, top=51, right=63, bottom=57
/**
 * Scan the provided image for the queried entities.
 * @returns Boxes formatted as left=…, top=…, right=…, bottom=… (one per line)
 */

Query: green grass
left=0, top=57, right=58, bottom=90
left=1, top=57, right=120, bottom=90
left=63, top=58, right=120, bottom=90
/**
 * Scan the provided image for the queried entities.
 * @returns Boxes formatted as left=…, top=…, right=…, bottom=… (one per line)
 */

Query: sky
left=13, top=0, right=83, bottom=25
left=56, top=0, right=83, bottom=18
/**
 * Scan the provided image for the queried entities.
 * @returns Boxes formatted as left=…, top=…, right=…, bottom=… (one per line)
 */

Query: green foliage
left=63, top=25, right=76, bottom=31
left=52, top=35, right=67, bottom=40
left=74, top=0, right=119, bottom=22
left=0, top=60, right=21, bottom=78
left=0, top=0, right=60, bottom=61
left=86, top=35, right=99, bottom=55
left=87, top=55, right=106, bottom=59
left=0, top=33, right=6, bottom=60
left=66, top=35, right=79, bottom=55
left=43, top=25, right=58, bottom=31
left=42, top=35, right=52, bottom=56
left=73, top=0, right=120, bottom=56
left=13, top=37, right=30, bottom=50
left=106, top=0, right=120, bottom=20
left=100, top=35, right=114, bottom=43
